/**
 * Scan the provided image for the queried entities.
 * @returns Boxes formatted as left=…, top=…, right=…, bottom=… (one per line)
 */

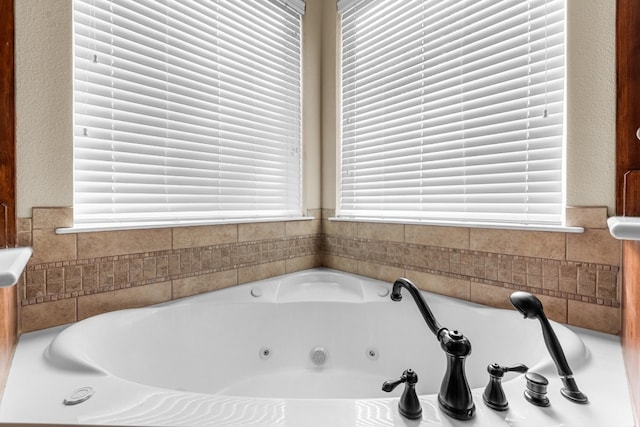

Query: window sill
left=329, top=217, right=584, bottom=234
left=56, top=216, right=315, bottom=235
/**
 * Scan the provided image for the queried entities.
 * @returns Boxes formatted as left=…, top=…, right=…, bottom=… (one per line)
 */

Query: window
left=338, top=0, right=565, bottom=226
left=73, top=0, right=304, bottom=228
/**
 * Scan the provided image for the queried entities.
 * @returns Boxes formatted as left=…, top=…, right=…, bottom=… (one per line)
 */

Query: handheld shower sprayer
left=509, top=291, right=588, bottom=404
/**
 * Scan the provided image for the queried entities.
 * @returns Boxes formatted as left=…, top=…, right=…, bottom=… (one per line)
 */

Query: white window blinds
left=73, top=0, right=304, bottom=227
left=339, top=0, right=565, bottom=226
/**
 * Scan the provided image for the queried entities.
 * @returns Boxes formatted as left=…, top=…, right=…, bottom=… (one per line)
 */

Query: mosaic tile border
left=321, top=235, right=620, bottom=308
left=21, top=235, right=321, bottom=306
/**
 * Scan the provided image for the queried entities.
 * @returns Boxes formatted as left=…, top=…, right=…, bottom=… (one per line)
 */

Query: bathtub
left=0, top=268, right=634, bottom=426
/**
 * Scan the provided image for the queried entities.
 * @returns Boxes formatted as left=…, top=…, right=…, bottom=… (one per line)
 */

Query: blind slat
left=74, top=0, right=303, bottom=225
left=339, top=0, right=565, bottom=225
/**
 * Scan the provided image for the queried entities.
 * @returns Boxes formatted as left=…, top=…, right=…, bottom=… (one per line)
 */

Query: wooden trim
left=617, top=0, right=640, bottom=424
left=616, top=0, right=640, bottom=215
left=0, top=0, right=17, bottom=401
left=0, top=0, right=16, bottom=248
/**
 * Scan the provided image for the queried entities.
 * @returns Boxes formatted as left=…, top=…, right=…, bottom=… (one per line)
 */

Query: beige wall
left=15, top=0, right=74, bottom=216
left=564, top=0, right=616, bottom=212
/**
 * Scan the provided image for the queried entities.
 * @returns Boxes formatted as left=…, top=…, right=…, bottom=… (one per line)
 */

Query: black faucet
left=509, top=291, right=588, bottom=404
left=391, top=278, right=476, bottom=420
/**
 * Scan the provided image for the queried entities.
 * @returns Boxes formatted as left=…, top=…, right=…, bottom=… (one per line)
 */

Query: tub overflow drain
left=63, top=386, right=94, bottom=406
left=310, top=346, right=328, bottom=366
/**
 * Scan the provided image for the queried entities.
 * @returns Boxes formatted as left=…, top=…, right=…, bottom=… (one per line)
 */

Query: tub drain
left=63, top=386, right=94, bottom=406
left=310, top=346, right=328, bottom=366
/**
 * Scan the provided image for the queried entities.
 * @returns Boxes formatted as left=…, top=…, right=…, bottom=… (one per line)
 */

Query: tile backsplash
left=321, top=207, right=621, bottom=335
left=15, top=206, right=620, bottom=335
left=17, top=208, right=322, bottom=332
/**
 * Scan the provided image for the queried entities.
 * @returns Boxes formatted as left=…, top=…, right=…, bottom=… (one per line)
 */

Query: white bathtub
left=0, top=268, right=634, bottom=426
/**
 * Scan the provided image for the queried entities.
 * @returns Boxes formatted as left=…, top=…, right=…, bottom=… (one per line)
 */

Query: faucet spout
left=391, top=278, right=475, bottom=420
left=391, top=278, right=444, bottom=338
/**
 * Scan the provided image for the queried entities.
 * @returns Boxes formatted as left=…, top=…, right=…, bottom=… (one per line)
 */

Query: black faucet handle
left=382, top=369, right=422, bottom=420
left=382, top=369, right=417, bottom=392
left=488, top=363, right=528, bottom=377
left=483, top=363, right=528, bottom=411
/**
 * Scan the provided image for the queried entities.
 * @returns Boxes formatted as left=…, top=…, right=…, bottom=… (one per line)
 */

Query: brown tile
left=322, top=254, right=358, bottom=275
left=596, top=269, right=618, bottom=300
left=65, top=279, right=82, bottom=294
left=191, top=251, right=202, bottom=271
left=286, top=218, right=321, bottom=236
left=238, top=261, right=286, bottom=284
left=527, top=274, right=543, bottom=288
left=17, top=231, right=32, bottom=247
left=566, top=229, right=620, bottom=265
left=20, top=298, right=76, bottom=333
left=99, top=261, right=114, bottom=287
left=172, top=224, right=237, bottom=249
left=512, top=273, right=526, bottom=286
left=357, top=261, right=404, bottom=283
left=558, top=278, right=576, bottom=293
left=357, top=222, right=404, bottom=243
left=568, top=300, right=620, bottom=334
left=172, top=269, right=237, bottom=299
left=156, top=256, right=169, bottom=277
left=545, top=276, right=562, bottom=292
left=25, top=282, right=44, bottom=299
left=470, top=229, right=565, bottom=260
left=16, top=218, right=33, bottom=246
left=48, top=267, right=63, bottom=282
left=405, top=225, right=469, bottom=249
left=114, top=260, right=130, bottom=286
left=130, top=258, right=144, bottom=282
left=17, top=218, right=32, bottom=233
left=577, top=267, right=597, bottom=297
left=286, top=254, right=322, bottom=273
left=142, top=256, right=157, bottom=280
left=46, top=280, right=64, bottom=296
left=560, top=264, right=577, bottom=280
left=543, top=261, right=560, bottom=277
left=537, top=294, right=567, bottom=323
left=512, top=260, right=527, bottom=274
left=238, top=222, right=286, bottom=242
left=323, top=220, right=358, bottom=238
left=77, top=228, right=172, bottom=259
left=200, top=250, right=213, bottom=270
left=497, top=269, right=512, bottom=283
left=32, top=230, right=76, bottom=263
left=32, top=207, right=73, bottom=230
left=26, top=269, right=45, bottom=285
left=82, top=264, right=98, bottom=290
left=565, top=206, right=608, bottom=228
left=65, top=265, right=82, bottom=280
left=78, top=281, right=172, bottom=320
left=527, top=260, right=543, bottom=275
left=470, top=283, right=513, bottom=310
left=407, top=270, right=471, bottom=301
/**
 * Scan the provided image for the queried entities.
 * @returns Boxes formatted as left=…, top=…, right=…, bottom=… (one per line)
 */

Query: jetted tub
left=0, top=268, right=634, bottom=426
